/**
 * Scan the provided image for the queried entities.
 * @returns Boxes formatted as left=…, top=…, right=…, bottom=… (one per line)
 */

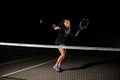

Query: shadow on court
left=80, top=58, right=120, bottom=69
left=64, top=59, right=117, bottom=71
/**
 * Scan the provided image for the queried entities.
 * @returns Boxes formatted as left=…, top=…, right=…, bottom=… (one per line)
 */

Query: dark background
left=0, top=2, right=120, bottom=48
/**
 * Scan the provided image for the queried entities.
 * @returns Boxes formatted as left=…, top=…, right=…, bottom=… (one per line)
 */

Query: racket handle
left=75, top=30, right=80, bottom=37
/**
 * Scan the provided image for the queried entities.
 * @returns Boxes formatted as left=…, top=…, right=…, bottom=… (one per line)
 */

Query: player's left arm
left=52, top=24, right=60, bottom=30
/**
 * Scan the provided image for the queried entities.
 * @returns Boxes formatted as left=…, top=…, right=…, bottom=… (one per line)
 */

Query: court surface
left=0, top=45, right=120, bottom=80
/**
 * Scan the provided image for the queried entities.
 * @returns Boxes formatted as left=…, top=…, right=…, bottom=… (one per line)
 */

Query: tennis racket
left=75, top=19, right=89, bottom=37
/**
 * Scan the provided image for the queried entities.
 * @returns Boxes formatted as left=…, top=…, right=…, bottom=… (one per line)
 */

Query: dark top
left=55, top=26, right=70, bottom=45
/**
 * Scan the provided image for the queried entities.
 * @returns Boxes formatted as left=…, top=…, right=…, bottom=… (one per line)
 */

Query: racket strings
left=79, top=19, right=89, bottom=29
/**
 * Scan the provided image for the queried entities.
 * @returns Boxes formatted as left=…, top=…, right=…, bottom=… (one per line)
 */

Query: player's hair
left=59, top=18, right=71, bottom=30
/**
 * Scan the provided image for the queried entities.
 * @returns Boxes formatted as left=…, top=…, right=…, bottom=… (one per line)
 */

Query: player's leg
left=57, top=48, right=67, bottom=66
left=53, top=47, right=66, bottom=72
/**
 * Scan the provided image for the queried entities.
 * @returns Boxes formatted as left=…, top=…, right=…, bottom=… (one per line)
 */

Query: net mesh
left=0, top=42, right=120, bottom=79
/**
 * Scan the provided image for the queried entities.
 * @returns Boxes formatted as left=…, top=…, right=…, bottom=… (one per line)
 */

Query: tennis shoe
left=53, top=66, right=62, bottom=72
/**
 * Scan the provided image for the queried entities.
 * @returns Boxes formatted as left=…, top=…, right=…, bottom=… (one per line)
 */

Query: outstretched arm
left=52, top=24, right=60, bottom=30
left=69, top=27, right=80, bottom=37
left=70, top=27, right=81, bottom=37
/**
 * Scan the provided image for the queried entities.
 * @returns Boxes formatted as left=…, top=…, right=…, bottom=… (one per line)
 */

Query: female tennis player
left=52, top=18, right=75, bottom=72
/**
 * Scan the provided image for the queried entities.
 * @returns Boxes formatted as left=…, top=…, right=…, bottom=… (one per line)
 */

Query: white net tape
left=0, top=42, right=120, bottom=51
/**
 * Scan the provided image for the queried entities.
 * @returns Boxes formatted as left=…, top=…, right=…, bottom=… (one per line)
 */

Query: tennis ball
left=40, top=19, right=43, bottom=24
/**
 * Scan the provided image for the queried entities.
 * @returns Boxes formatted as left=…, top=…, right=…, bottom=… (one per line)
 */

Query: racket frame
left=75, top=19, right=89, bottom=37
